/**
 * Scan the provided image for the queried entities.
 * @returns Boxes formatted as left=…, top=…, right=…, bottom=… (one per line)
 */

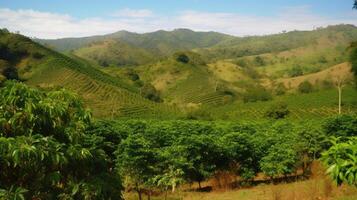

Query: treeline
left=96, top=115, right=356, bottom=199
left=0, top=81, right=356, bottom=199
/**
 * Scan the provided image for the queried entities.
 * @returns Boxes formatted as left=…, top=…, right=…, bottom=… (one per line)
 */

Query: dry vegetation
left=124, top=162, right=357, bottom=200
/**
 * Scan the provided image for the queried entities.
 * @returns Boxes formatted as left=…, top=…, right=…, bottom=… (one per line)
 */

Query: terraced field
left=165, top=66, right=228, bottom=106
left=27, top=54, right=181, bottom=118
left=208, top=87, right=357, bottom=120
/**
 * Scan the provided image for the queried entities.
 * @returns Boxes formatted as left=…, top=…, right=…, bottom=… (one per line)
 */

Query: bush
left=140, top=83, right=161, bottom=102
left=289, top=65, right=303, bottom=77
left=323, top=115, right=357, bottom=138
left=298, top=81, right=314, bottom=93
left=321, top=137, right=357, bottom=186
left=3, top=66, right=19, bottom=80
left=265, top=102, right=290, bottom=119
left=275, top=83, right=287, bottom=95
left=175, top=53, right=190, bottom=63
left=243, top=86, right=272, bottom=103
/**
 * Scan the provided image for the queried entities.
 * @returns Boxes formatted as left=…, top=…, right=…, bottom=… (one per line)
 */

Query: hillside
left=72, top=39, right=155, bottom=66
left=0, top=29, right=180, bottom=118
left=197, top=25, right=357, bottom=61
left=37, top=29, right=233, bottom=55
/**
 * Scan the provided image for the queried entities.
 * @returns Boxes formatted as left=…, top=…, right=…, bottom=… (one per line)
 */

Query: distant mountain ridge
left=36, top=29, right=233, bottom=54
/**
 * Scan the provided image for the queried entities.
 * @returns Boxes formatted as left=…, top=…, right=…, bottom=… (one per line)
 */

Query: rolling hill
left=0, top=29, right=181, bottom=119
left=37, top=29, right=233, bottom=53
left=2, top=24, right=357, bottom=120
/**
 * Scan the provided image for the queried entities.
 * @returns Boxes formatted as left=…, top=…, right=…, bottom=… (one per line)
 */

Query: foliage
left=140, top=83, right=161, bottom=102
left=260, top=143, right=299, bottom=179
left=243, top=86, right=273, bottom=103
left=0, top=81, right=123, bottom=199
left=265, top=102, right=290, bottom=119
left=321, top=137, right=357, bottom=186
left=275, top=83, right=287, bottom=95
left=289, top=65, right=303, bottom=77
left=323, top=115, right=357, bottom=138
left=175, top=53, right=190, bottom=63
left=298, top=81, right=314, bottom=93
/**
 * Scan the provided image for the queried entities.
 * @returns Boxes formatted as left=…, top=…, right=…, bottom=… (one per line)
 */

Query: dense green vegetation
left=321, top=115, right=357, bottom=186
left=0, top=81, right=122, bottom=199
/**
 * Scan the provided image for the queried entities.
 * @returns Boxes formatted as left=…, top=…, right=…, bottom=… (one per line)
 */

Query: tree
left=265, top=102, right=290, bottom=119
left=243, top=86, right=272, bottom=102
left=298, top=81, right=313, bottom=93
left=140, top=83, right=161, bottom=102
left=354, top=0, right=357, bottom=9
left=350, top=42, right=357, bottom=86
left=0, top=81, right=123, bottom=199
left=260, top=143, right=298, bottom=181
left=323, top=115, right=357, bottom=138
left=220, top=132, right=257, bottom=181
left=334, top=76, right=348, bottom=114
left=175, top=53, right=190, bottom=63
left=116, top=134, right=157, bottom=200
left=254, top=56, right=265, bottom=66
left=172, top=134, right=224, bottom=189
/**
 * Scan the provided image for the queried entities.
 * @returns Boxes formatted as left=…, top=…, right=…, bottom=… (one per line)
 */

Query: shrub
left=289, top=65, right=303, bottom=77
left=175, top=53, right=190, bottom=63
left=321, top=137, right=357, bottom=186
left=298, top=81, right=314, bottom=93
left=243, top=86, right=272, bottom=103
left=323, top=115, right=357, bottom=138
left=265, top=102, right=290, bottom=119
left=275, top=83, right=287, bottom=95
left=3, top=66, right=19, bottom=80
left=140, top=83, right=161, bottom=102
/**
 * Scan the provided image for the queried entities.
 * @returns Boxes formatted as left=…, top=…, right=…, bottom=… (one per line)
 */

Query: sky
left=0, top=0, right=357, bottom=39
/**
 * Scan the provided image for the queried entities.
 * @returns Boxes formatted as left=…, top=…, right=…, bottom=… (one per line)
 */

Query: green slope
left=0, top=29, right=181, bottom=119
left=72, top=39, right=155, bottom=67
left=36, top=29, right=233, bottom=56
left=197, top=25, right=357, bottom=60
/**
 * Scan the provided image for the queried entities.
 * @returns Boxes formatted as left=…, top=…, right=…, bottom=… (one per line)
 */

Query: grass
left=207, top=86, right=357, bottom=120
left=124, top=162, right=357, bottom=200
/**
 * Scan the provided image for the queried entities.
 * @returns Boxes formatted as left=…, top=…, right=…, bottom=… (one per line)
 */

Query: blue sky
left=0, top=0, right=356, bottom=38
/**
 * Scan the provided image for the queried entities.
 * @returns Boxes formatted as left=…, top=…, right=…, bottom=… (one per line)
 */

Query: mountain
left=0, top=29, right=180, bottom=118
left=197, top=25, right=357, bottom=61
left=36, top=29, right=233, bottom=54
left=2, top=25, right=357, bottom=120
left=72, top=39, right=155, bottom=66
left=36, top=29, right=233, bottom=67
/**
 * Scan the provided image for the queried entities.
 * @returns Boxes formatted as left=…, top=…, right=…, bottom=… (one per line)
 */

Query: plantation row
left=28, top=56, right=181, bottom=118
left=0, top=81, right=356, bottom=199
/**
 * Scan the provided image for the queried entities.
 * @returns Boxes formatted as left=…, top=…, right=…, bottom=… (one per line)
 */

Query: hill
left=72, top=39, right=155, bottom=66
left=197, top=25, right=357, bottom=61
left=0, top=29, right=180, bottom=118
left=36, top=29, right=233, bottom=55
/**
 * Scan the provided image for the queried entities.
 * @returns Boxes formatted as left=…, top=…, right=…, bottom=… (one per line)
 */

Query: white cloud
left=0, top=7, right=356, bottom=39
left=112, top=8, right=154, bottom=18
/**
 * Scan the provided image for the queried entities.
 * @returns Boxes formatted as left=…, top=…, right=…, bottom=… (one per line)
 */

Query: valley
left=0, top=3, right=357, bottom=198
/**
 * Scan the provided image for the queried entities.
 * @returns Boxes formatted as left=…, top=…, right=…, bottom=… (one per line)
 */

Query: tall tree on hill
left=353, top=1, right=357, bottom=84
